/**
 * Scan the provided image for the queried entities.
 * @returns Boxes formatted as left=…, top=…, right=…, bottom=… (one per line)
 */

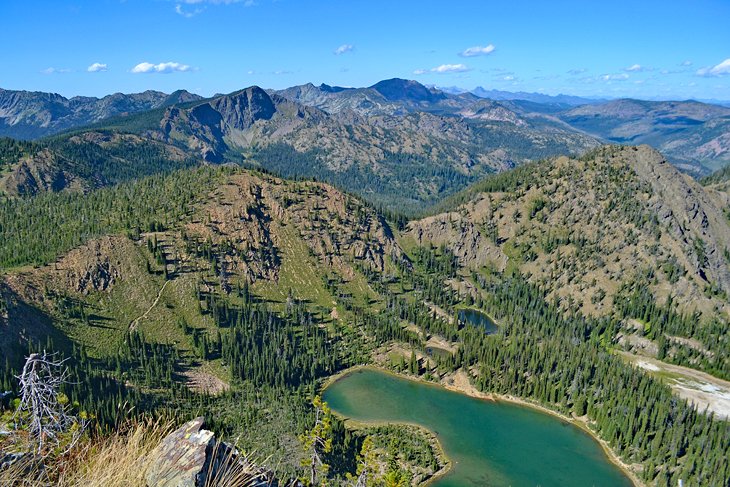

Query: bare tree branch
left=14, top=351, right=85, bottom=454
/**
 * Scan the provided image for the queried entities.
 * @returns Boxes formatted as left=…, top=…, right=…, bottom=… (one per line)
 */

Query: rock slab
left=146, top=417, right=215, bottom=487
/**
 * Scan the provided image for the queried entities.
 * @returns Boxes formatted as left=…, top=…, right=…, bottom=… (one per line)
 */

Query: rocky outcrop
left=0, top=148, right=78, bottom=196
left=145, top=417, right=272, bottom=487
left=628, top=145, right=730, bottom=294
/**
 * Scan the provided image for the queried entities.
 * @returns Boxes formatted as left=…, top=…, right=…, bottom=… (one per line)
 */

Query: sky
left=2, top=0, right=729, bottom=101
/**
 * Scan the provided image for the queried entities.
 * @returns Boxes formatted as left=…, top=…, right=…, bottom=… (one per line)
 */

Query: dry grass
left=1, top=418, right=264, bottom=487
left=53, top=419, right=172, bottom=487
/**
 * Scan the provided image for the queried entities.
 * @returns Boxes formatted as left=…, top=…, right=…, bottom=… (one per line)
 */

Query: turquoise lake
left=323, top=369, right=633, bottom=487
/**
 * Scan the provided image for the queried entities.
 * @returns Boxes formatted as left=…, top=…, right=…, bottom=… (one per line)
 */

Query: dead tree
left=15, top=351, right=82, bottom=454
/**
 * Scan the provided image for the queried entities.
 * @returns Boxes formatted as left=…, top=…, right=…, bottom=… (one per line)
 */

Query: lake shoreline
left=321, top=364, right=643, bottom=487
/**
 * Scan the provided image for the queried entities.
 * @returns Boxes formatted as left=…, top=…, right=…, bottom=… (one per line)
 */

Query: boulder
left=146, top=417, right=215, bottom=487
left=145, top=417, right=275, bottom=487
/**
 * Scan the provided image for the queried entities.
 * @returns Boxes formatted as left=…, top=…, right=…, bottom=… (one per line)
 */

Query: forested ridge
left=0, top=166, right=223, bottom=267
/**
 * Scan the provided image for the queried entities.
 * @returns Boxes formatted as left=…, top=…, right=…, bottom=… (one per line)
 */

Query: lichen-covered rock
left=145, top=417, right=276, bottom=487
left=146, top=417, right=215, bottom=487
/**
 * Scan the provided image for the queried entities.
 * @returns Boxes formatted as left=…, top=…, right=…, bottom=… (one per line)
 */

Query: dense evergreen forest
left=252, top=142, right=476, bottom=214
left=377, top=246, right=730, bottom=487
left=0, top=166, right=223, bottom=267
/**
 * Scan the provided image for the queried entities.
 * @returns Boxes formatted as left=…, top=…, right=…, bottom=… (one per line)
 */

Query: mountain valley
left=1, top=132, right=729, bottom=484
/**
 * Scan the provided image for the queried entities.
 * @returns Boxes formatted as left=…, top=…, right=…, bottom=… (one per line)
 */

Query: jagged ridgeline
left=0, top=81, right=602, bottom=213
left=1, top=146, right=729, bottom=485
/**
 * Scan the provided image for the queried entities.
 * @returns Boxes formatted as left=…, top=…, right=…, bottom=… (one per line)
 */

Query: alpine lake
left=323, top=369, right=633, bottom=485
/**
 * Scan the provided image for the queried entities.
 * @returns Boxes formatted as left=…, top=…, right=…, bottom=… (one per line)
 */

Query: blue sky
left=2, top=0, right=729, bottom=100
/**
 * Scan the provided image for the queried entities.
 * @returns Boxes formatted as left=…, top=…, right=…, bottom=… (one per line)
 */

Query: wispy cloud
left=334, top=44, right=354, bottom=55
left=697, top=58, right=730, bottom=77
left=601, top=73, right=629, bottom=81
left=87, top=62, right=107, bottom=73
left=567, top=68, right=586, bottom=75
left=41, top=67, right=72, bottom=75
left=680, top=60, right=693, bottom=67
left=624, top=64, right=644, bottom=72
left=459, top=44, right=495, bottom=57
left=175, top=4, right=204, bottom=17
left=414, top=63, right=471, bottom=75
left=131, top=62, right=194, bottom=73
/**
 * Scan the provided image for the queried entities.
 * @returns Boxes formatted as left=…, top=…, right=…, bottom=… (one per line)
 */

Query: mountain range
left=0, top=88, right=201, bottom=140
left=2, top=79, right=729, bottom=217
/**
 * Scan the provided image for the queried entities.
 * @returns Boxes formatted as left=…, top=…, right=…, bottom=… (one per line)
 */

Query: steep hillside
left=410, top=145, right=730, bottom=316
left=408, top=145, right=730, bottom=378
left=0, top=165, right=416, bottom=477
left=0, top=88, right=202, bottom=139
left=0, top=132, right=198, bottom=196
left=559, top=99, right=730, bottom=174
left=1, top=167, right=400, bottom=361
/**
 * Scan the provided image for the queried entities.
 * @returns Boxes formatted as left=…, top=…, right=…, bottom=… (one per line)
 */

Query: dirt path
left=620, top=351, right=730, bottom=420
left=129, top=279, right=170, bottom=331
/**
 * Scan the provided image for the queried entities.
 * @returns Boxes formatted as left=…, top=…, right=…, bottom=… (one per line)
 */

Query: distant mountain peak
left=370, top=78, right=446, bottom=103
left=319, top=83, right=351, bottom=93
left=470, top=86, right=598, bottom=106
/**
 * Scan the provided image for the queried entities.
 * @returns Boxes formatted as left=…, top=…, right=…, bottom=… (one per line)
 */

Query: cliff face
left=627, top=145, right=730, bottom=294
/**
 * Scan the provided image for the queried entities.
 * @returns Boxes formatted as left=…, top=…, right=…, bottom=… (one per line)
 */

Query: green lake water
left=323, top=369, right=633, bottom=487
left=458, top=308, right=499, bottom=334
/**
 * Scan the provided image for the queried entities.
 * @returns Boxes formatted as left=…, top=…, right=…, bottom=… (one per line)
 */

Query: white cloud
left=87, top=62, right=107, bottom=73
left=414, top=63, right=470, bottom=75
left=131, top=61, right=193, bottom=74
left=601, top=73, right=629, bottom=81
left=680, top=60, right=693, bottom=66
left=334, top=44, right=354, bottom=55
left=697, top=58, right=730, bottom=77
left=624, top=64, right=643, bottom=72
left=41, top=67, right=71, bottom=75
left=175, top=4, right=203, bottom=17
left=567, top=68, right=586, bottom=75
left=459, top=44, right=495, bottom=57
